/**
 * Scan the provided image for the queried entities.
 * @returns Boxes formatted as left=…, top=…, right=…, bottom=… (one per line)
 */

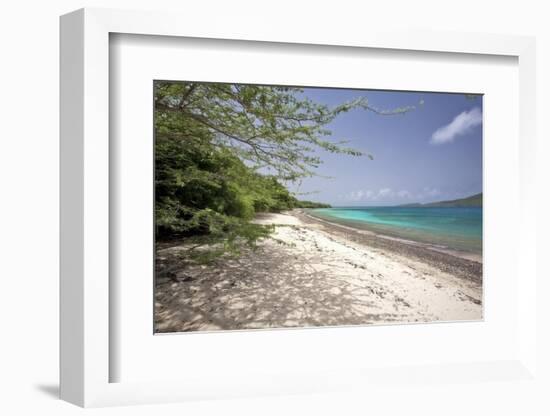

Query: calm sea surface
left=310, top=207, right=482, bottom=255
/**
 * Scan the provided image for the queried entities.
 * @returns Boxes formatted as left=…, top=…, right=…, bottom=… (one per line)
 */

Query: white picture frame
left=60, top=7, right=538, bottom=408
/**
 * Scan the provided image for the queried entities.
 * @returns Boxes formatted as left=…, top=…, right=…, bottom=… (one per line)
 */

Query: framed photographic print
left=153, top=81, right=484, bottom=334
left=60, top=7, right=538, bottom=408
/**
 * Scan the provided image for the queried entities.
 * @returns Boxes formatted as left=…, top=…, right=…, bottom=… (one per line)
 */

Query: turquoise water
left=310, top=207, right=482, bottom=255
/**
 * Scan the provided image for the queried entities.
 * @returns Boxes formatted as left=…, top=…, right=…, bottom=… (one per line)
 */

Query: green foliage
left=154, top=81, right=405, bottom=180
left=293, top=200, right=332, bottom=209
left=154, top=81, right=404, bottom=258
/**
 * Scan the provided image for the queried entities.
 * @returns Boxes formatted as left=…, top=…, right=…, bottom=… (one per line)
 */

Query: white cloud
left=423, top=187, right=441, bottom=197
left=347, top=190, right=364, bottom=201
left=431, top=107, right=482, bottom=144
left=378, top=188, right=393, bottom=198
left=343, top=187, right=446, bottom=203
left=344, top=188, right=417, bottom=203
left=413, top=187, right=442, bottom=202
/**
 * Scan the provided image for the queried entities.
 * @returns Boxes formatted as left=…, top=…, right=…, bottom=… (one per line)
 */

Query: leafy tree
left=155, top=82, right=412, bottom=179
left=293, top=200, right=332, bottom=209
left=154, top=81, right=412, bottom=257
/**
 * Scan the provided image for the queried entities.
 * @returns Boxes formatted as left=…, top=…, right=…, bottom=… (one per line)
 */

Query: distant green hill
left=295, top=200, right=332, bottom=209
left=400, top=193, right=482, bottom=208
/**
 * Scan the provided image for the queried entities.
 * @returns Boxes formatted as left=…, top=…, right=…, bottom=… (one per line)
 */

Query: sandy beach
left=155, top=210, right=482, bottom=332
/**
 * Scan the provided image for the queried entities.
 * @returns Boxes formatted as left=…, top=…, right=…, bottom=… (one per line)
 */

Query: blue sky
left=289, top=88, right=483, bottom=206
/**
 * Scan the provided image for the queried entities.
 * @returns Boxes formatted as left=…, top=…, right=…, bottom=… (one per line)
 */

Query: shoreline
left=155, top=211, right=483, bottom=332
left=304, top=209, right=482, bottom=264
left=296, top=209, right=482, bottom=282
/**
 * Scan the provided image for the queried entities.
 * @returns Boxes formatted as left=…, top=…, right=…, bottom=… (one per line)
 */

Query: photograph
left=154, top=81, right=483, bottom=333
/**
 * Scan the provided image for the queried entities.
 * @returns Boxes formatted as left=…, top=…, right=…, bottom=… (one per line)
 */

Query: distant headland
left=399, top=193, right=482, bottom=208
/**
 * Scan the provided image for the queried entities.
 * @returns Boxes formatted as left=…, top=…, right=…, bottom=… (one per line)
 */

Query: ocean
left=309, top=206, right=482, bottom=256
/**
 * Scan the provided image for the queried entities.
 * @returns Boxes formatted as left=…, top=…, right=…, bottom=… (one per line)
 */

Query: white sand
left=155, top=212, right=482, bottom=332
